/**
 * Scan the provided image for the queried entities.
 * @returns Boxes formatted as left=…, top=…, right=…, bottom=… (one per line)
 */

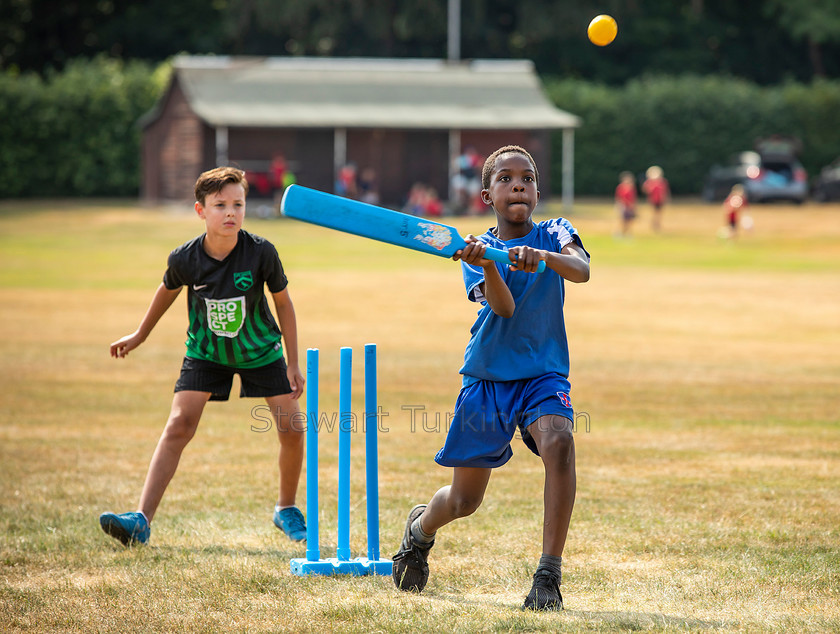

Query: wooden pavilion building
left=140, top=55, right=581, bottom=208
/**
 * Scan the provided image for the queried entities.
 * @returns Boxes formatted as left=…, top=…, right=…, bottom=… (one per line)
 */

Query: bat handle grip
left=484, top=246, right=547, bottom=273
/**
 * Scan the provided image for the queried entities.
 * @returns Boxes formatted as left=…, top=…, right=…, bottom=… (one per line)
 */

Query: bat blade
left=280, top=185, right=545, bottom=272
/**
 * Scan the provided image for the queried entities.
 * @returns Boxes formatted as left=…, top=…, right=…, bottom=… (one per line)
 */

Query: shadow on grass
left=568, top=609, right=734, bottom=631
left=99, top=542, right=301, bottom=560
left=423, top=591, right=734, bottom=630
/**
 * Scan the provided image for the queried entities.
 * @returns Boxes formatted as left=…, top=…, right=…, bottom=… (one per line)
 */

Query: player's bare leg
left=265, top=393, right=304, bottom=508
left=99, top=391, right=209, bottom=545
left=393, top=467, right=491, bottom=592
left=138, top=390, right=211, bottom=522
left=652, top=207, right=663, bottom=233
left=267, top=393, right=306, bottom=541
left=420, top=466, right=492, bottom=533
left=522, top=414, right=576, bottom=610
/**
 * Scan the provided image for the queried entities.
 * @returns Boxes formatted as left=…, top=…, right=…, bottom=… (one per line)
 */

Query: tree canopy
left=3, top=0, right=840, bottom=83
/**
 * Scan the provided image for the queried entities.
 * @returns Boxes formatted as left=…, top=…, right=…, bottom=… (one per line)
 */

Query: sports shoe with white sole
left=273, top=506, right=307, bottom=542
left=522, top=568, right=563, bottom=611
left=392, top=504, right=434, bottom=592
left=99, top=511, right=150, bottom=546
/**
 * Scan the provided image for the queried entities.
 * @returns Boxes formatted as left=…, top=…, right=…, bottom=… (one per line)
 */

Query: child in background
left=336, top=163, right=358, bottom=198
left=642, top=165, right=670, bottom=232
left=452, top=146, right=483, bottom=214
left=615, top=171, right=637, bottom=237
left=404, top=182, right=429, bottom=216
left=423, top=187, right=444, bottom=217
left=358, top=167, right=380, bottom=205
left=722, top=184, right=748, bottom=238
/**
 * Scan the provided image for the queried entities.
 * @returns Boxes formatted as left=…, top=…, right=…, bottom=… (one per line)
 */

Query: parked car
left=702, top=137, right=808, bottom=203
left=812, top=157, right=840, bottom=202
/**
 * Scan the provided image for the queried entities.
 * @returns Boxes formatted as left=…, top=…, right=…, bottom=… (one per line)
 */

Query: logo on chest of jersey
left=233, top=271, right=253, bottom=291
left=205, top=297, right=246, bottom=338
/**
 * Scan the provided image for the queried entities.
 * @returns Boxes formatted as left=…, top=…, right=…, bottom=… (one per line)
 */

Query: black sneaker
left=392, top=504, right=434, bottom=592
left=523, top=569, right=563, bottom=611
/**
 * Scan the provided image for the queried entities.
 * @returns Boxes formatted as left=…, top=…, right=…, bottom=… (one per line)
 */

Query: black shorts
left=174, top=356, right=292, bottom=401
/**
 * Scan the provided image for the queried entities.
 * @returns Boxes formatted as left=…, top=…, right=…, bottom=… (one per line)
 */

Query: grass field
left=1, top=197, right=838, bottom=633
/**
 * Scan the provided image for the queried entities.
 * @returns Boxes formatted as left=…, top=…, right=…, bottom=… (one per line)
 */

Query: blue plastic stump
left=365, top=343, right=383, bottom=563
left=337, top=347, right=352, bottom=562
left=305, top=348, right=319, bottom=562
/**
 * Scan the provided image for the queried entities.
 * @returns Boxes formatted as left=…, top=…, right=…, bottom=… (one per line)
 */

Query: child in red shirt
left=615, top=171, right=637, bottom=237
left=642, top=166, right=670, bottom=232
left=723, top=184, right=748, bottom=238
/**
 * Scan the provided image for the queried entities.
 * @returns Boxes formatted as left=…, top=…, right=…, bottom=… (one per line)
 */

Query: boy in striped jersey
left=100, top=167, right=307, bottom=546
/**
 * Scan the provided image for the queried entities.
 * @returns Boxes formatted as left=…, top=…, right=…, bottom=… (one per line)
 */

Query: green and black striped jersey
left=163, top=230, right=288, bottom=369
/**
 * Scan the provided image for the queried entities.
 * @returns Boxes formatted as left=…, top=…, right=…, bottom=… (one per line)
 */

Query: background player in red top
left=722, top=184, right=748, bottom=239
left=642, top=165, right=670, bottom=233
left=615, top=171, right=638, bottom=237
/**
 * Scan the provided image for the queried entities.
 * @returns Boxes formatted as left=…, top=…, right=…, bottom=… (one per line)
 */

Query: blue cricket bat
left=280, top=185, right=546, bottom=273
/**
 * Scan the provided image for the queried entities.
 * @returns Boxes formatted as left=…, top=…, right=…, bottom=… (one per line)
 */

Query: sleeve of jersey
left=162, top=249, right=186, bottom=290
left=461, top=260, right=487, bottom=304
left=262, top=243, right=289, bottom=294
left=547, top=218, right=590, bottom=260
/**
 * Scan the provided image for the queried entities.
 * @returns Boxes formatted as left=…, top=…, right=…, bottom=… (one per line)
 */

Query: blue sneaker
left=99, top=511, right=150, bottom=546
left=273, top=506, right=306, bottom=542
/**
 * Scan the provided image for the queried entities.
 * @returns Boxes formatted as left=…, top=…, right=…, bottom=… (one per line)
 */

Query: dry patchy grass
left=1, top=198, right=838, bottom=632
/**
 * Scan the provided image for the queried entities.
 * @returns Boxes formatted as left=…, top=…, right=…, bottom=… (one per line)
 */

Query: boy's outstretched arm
left=271, top=288, right=304, bottom=399
left=453, top=236, right=516, bottom=318
left=110, top=283, right=182, bottom=358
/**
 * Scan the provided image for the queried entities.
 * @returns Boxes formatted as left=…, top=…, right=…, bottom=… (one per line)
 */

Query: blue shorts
left=434, top=374, right=574, bottom=469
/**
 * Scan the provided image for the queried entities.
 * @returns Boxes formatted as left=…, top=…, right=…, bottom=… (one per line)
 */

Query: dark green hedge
left=2, top=61, right=839, bottom=199
left=545, top=76, right=840, bottom=195
left=0, top=57, right=167, bottom=197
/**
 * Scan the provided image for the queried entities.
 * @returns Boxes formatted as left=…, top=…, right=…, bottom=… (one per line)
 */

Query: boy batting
left=392, top=145, right=590, bottom=611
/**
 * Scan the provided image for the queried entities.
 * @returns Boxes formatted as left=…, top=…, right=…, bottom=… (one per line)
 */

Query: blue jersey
left=459, top=218, right=588, bottom=385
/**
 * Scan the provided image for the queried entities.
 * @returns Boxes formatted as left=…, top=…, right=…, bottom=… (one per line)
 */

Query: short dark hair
left=194, top=167, right=249, bottom=205
left=481, top=145, right=539, bottom=189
